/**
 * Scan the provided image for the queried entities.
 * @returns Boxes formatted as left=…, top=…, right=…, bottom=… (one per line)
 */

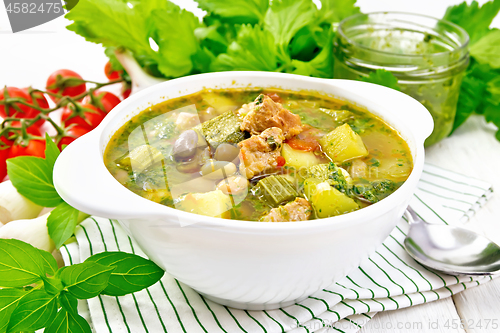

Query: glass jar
left=333, top=12, right=469, bottom=146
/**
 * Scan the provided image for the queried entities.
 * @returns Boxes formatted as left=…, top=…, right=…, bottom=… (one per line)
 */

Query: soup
left=104, top=88, right=412, bottom=222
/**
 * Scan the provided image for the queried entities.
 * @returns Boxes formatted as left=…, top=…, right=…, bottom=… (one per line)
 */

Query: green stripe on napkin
left=60, top=164, right=496, bottom=333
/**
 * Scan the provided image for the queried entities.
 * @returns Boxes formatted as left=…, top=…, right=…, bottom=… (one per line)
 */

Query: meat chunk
left=238, top=127, right=284, bottom=179
left=240, top=95, right=303, bottom=139
left=261, top=198, right=312, bottom=222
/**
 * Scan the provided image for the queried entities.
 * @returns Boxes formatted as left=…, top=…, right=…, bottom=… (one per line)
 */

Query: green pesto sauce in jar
left=333, top=12, right=469, bottom=146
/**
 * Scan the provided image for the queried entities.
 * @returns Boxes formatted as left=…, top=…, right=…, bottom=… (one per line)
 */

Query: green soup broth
left=104, top=88, right=413, bottom=221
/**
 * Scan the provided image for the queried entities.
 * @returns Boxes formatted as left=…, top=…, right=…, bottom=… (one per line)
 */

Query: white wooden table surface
left=1, top=1, right=499, bottom=332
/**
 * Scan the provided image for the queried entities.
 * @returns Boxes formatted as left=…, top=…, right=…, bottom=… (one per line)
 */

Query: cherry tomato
left=58, top=126, right=89, bottom=150
left=1, top=132, right=14, bottom=148
left=8, top=121, right=42, bottom=137
left=9, top=138, right=46, bottom=158
left=46, top=69, right=86, bottom=103
left=0, top=87, right=36, bottom=119
left=121, top=81, right=132, bottom=99
left=0, top=146, right=8, bottom=181
left=21, top=88, right=49, bottom=127
left=61, top=104, right=106, bottom=131
left=83, top=91, right=120, bottom=113
left=104, top=61, right=123, bottom=81
left=286, top=127, right=321, bottom=152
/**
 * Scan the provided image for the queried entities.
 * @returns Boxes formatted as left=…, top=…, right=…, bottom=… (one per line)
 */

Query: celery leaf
left=451, top=75, right=487, bottom=133
left=291, top=28, right=334, bottom=78
left=318, top=0, right=360, bottom=24
left=361, top=70, right=401, bottom=91
left=443, top=0, right=500, bottom=44
left=151, top=7, right=205, bottom=77
left=470, top=30, right=500, bottom=69
left=212, top=24, right=280, bottom=71
left=264, top=0, right=316, bottom=60
left=195, top=0, right=269, bottom=23
left=65, top=0, right=156, bottom=60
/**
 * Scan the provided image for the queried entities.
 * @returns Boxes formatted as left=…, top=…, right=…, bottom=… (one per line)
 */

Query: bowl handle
left=53, top=130, right=165, bottom=219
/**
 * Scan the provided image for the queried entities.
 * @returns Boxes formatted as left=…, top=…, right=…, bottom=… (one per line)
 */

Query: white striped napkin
left=60, top=163, right=496, bottom=333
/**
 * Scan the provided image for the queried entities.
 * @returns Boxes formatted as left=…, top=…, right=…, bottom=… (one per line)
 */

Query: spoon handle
left=405, top=206, right=422, bottom=224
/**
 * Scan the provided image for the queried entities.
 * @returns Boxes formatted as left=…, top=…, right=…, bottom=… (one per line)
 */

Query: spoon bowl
left=404, top=207, right=500, bottom=275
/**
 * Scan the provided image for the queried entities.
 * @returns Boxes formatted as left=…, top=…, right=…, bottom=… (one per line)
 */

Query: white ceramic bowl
left=54, top=72, right=433, bottom=310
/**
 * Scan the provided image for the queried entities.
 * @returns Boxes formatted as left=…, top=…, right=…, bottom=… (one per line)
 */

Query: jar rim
left=337, top=11, right=470, bottom=59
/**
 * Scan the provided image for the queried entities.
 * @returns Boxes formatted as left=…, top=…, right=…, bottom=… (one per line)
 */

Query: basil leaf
left=43, top=276, right=64, bottom=295
left=58, top=291, right=78, bottom=314
left=60, top=262, right=114, bottom=299
left=39, top=249, right=58, bottom=276
left=7, top=289, right=58, bottom=333
left=45, top=308, right=92, bottom=333
left=85, top=252, right=165, bottom=296
left=0, top=239, right=45, bottom=287
left=0, top=289, right=29, bottom=333
left=6, top=156, right=62, bottom=207
left=44, top=133, right=61, bottom=167
left=48, top=202, right=81, bottom=249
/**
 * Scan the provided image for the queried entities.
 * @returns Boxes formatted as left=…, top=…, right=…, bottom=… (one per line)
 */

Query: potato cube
left=319, top=124, right=368, bottom=163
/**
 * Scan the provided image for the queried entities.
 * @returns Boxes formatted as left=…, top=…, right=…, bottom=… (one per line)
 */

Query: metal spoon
left=404, top=206, right=500, bottom=275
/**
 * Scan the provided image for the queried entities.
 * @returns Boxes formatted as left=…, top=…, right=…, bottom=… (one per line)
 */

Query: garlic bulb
left=0, top=180, right=43, bottom=224
left=0, top=213, right=54, bottom=252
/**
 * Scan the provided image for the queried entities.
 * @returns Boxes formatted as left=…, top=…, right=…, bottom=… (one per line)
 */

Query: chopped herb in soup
left=104, top=88, right=412, bottom=222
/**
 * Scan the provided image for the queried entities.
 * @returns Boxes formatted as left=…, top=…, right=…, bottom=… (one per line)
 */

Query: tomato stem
left=0, top=76, right=125, bottom=149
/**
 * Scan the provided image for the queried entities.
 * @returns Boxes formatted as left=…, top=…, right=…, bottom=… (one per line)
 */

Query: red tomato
left=21, top=88, right=49, bottom=127
left=276, top=156, right=286, bottom=167
left=83, top=91, right=120, bottom=113
left=8, top=121, right=42, bottom=137
left=9, top=138, right=46, bottom=158
left=0, top=146, right=8, bottom=181
left=104, top=61, right=123, bottom=81
left=1, top=133, right=14, bottom=148
left=46, top=69, right=86, bottom=103
left=61, top=104, right=106, bottom=131
left=58, top=126, right=89, bottom=150
left=0, top=87, right=36, bottom=119
left=286, top=127, right=321, bottom=152
left=122, top=83, right=132, bottom=99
